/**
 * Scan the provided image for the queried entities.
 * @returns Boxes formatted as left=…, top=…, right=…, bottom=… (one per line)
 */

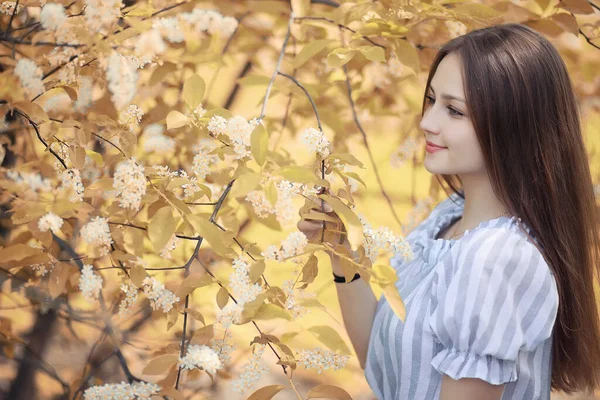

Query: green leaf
left=185, top=215, right=236, bottom=258
left=148, top=206, right=178, bottom=252
left=308, top=325, right=352, bottom=355
left=182, top=74, right=206, bottom=110
left=291, top=39, right=334, bottom=68
left=230, top=172, right=262, bottom=198
left=327, top=152, right=365, bottom=168
left=278, top=166, right=318, bottom=184
left=166, top=111, right=189, bottom=130
left=252, top=303, right=293, bottom=321
left=394, top=41, right=420, bottom=76
left=327, top=48, right=357, bottom=68
left=357, top=45, right=386, bottom=62
left=250, top=122, right=269, bottom=166
left=291, top=0, right=310, bottom=17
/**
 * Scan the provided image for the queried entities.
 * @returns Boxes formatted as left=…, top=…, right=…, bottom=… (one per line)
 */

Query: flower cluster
left=301, top=127, right=331, bottom=158
left=133, top=29, right=166, bottom=67
left=246, top=180, right=318, bottom=226
left=179, top=344, right=223, bottom=374
left=106, top=51, right=138, bottom=111
left=5, top=170, right=52, bottom=194
left=261, top=231, right=309, bottom=261
left=113, top=158, right=147, bottom=211
left=216, top=256, right=263, bottom=328
left=159, top=234, right=180, bottom=260
left=179, top=7, right=238, bottom=37
left=391, top=136, right=422, bottom=168
left=296, top=347, right=350, bottom=374
left=142, top=124, right=175, bottom=154
left=15, top=58, right=44, bottom=98
left=118, top=104, right=144, bottom=132
left=207, top=115, right=259, bottom=160
left=231, top=344, right=269, bottom=393
left=192, top=138, right=219, bottom=180
left=83, top=381, right=160, bottom=400
left=40, top=3, right=67, bottom=32
left=281, top=277, right=315, bottom=319
left=74, top=76, right=94, bottom=112
left=78, top=264, right=103, bottom=303
left=38, top=212, right=64, bottom=233
left=210, top=330, right=236, bottom=366
left=118, top=283, right=139, bottom=317
left=370, top=51, right=405, bottom=89
left=357, top=212, right=413, bottom=263
left=81, top=216, right=113, bottom=256
left=142, top=277, right=180, bottom=313
left=84, top=0, right=123, bottom=33
left=59, top=168, right=85, bottom=202
left=0, top=2, right=22, bottom=15
left=153, top=17, right=185, bottom=43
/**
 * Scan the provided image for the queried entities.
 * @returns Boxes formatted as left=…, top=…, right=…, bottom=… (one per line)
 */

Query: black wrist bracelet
left=333, top=272, right=361, bottom=283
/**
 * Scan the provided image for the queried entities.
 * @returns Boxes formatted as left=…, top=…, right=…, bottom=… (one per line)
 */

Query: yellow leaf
left=301, top=255, right=318, bottom=284
left=373, top=264, right=398, bottom=287
left=142, top=354, right=179, bottom=375
left=130, top=264, right=147, bottom=287
left=248, top=385, right=287, bottom=400
left=453, top=3, right=502, bottom=19
left=327, top=48, right=357, bottom=68
left=357, top=45, right=386, bottom=62
left=85, top=149, right=103, bottom=166
left=342, top=171, right=367, bottom=188
left=558, top=0, right=594, bottom=13
left=148, top=206, right=178, bottom=252
left=394, top=41, right=420, bottom=76
left=278, top=166, right=318, bottom=184
left=166, top=111, right=189, bottom=130
left=248, top=260, right=266, bottom=283
left=68, top=145, right=86, bottom=169
left=252, top=303, right=293, bottom=321
left=49, top=262, right=71, bottom=299
left=231, top=172, right=262, bottom=199
left=308, top=325, right=352, bottom=355
left=291, top=0, right=310, bottom=17
left=327, top=152, right=365, bottom=168
left=185, top=215, right=236, bottom=258
left=184, top=308, right=206, bottom=325
left=291, top=39, right=334, bottom=68
left=306, top=385, right=352, bottom=400
left=383, top=284, right=406, bottom=323
left=551, top=13, right=579, bottom=36
left=124, top=5, right=156, bottom=17
left=182, top=74, right=206, bottom=110
left=318, top=194, right=363, bottom=251
left=177, top=273, right=214, bottom=298
left=216, top=287, right=229, bottom=309
left=0, top=245, right=45, bottom=262
left=265, top=181, right=278, bottom=205
left=13, top=101, right=49, bottom=125
left=167, top=307, right=179, bottom=331
left=251, top=122, right=269, bottom=167
left=237, top=74, right=271, bottom=86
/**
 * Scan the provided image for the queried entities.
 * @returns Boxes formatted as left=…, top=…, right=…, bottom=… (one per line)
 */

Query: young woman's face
left=419, top=53, right=486, bottom=176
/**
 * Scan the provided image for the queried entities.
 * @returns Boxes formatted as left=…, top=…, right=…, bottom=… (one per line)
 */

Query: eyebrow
left=429, top=86, right=466, bottom=103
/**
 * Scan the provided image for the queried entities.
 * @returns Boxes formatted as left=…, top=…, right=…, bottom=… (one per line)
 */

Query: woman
left=298, top=23, right=600, bottom=399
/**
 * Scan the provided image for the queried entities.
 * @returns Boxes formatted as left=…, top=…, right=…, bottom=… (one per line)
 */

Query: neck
left=455, top=172, right=510, bottom=232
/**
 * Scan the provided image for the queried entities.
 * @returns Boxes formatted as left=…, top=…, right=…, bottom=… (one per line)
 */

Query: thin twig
left=295, top=16, right=386, bottom=49
left=277, top=72, right=323, bottom=132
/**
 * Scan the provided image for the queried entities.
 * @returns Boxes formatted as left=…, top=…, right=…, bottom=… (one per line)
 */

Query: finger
left=297, top=220, right=323, bottom=231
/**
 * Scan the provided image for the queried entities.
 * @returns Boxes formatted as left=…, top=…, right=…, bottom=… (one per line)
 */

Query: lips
left=426, top=141, right=447, bottom=149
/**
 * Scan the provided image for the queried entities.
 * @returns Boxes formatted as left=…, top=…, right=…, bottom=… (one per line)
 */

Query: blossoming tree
left=0, top=0, right=598, bottom=399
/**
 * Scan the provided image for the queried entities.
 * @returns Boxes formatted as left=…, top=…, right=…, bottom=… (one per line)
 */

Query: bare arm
left=330, top=254, right=378, bottom=370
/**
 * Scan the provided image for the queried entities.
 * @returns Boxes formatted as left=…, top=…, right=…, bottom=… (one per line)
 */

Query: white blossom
left=445, top=20, right=468, bottom=39
left=84, top=0, right=123, bottom=33
left=142, top=124, right=175, bottom=154
left=118, top=104, right=143, bottom=132
left=191, top=139, right=219, bottom=180
left=6, top=170, right=52, bottom=193
left=118, top=283, right=139, bottom=316
left=231, top=344, right=269, bottom=393
left=133, top=29, right=166, bottom=67
left=179, top=8, right=238, bottom=37
left=153, top=16, right=185, bottom=43
left=302, top=127, right=331, bottom=158
left=207, top=115, right=227, bottom=135
left=142, top=276, right=180, bottom=313
left=357, top=212, right=413, bottom=263
left=78, top=264, right=103, bottom=302
left=83, top=381, right=160, bottom=400
left=106, top=51, right=138, bottom=111
left=81, top=216, right=113, bottom=256
left=296, top=347, right=350, bottom=374
left=40, top=3, right=67, bottom=31
left=15, top=59, right=44, bottom=98
left=179, top=344, right=223, bottom=374
left=59, top=168, right=85, bottom=202
left=216, top=302, right=244, bottom=329
left=159, top=234, right=180, bottom=259
left=74, top=76, right=94, bottom=112
left=38, top=212, right=63, bottom=233
left=210, top=330, right=235, bottom=366
left=0, top=2, right=22, bottom=16
left=113, top=158, right=146, bottom=211
left=280, top=231, right=308, bottom=259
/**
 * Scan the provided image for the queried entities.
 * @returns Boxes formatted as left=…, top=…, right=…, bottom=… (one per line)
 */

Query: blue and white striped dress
left=364, top=191, right=559, bottom=399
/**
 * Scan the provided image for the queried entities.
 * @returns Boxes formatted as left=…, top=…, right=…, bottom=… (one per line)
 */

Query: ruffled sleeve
left=428, top=228, right=559, bottom=385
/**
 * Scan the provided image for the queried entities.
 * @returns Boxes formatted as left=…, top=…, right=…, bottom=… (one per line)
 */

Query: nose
left=419, top=106, right=441, bottom=136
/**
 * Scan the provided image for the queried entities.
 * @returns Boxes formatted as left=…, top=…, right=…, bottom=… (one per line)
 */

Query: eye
left=425, top=94, right=464, bottom=117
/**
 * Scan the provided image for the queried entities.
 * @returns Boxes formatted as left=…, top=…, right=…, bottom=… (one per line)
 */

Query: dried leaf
left=216, top=287, right=229, bottom=309
left=247, top=385, right=286, bottom=400
left=306, top=384, right=352, bottom=400
left=142, top=354, right=179, bottom=375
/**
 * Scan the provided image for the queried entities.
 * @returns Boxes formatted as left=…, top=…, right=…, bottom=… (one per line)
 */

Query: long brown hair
left=421, top=23, right=600, bottom=396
